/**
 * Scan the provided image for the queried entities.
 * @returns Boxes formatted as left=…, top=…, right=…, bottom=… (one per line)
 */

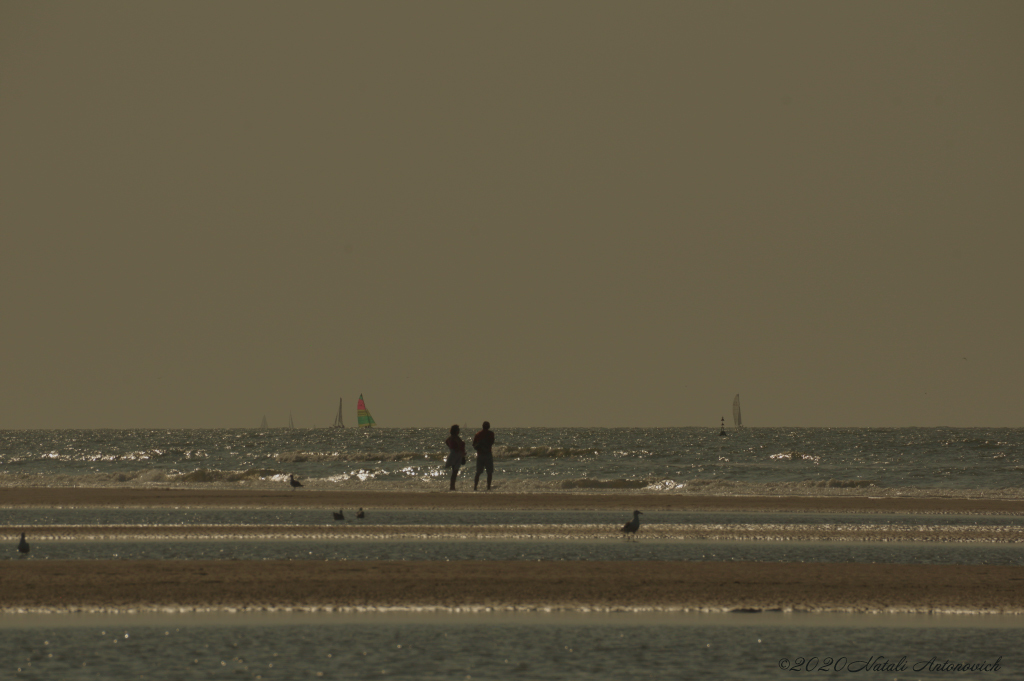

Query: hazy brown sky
left=2, top=2, right=1021, bottom=428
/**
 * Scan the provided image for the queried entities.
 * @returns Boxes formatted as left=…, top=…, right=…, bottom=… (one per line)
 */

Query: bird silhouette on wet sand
left=18, top=532, right=30, bottom=554
left=332, top=509, right=345, bottom=521
left=289, top=474, right=303, bottom=490
left=621, top=510, right=643, bottom=540
left=356, top=508, right=365, bottom=519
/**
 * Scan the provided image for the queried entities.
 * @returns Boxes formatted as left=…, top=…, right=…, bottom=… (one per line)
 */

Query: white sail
left=333, top=398, right=344, bottom=428
left=288, top=412, right=295, bottom=429
left=732, top=394, right=742, bottom=428
left=260, top=415, right=268, bottom=429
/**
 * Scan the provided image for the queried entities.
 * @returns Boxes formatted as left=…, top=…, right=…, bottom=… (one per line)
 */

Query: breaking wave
left=560, top=479, right=650, bottom=490
left=641, top=478, right=881, bottom=494
left=809, top=478, right=879, bottom=489
left=177, top=468, right=288, bottom=483
left=0, top=468, right=296, bottom=486
left=769, top=451, right=822, bottom=462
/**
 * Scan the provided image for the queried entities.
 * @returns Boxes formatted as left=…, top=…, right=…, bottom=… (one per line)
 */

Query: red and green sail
left=357, top=394, right=375, bottom=428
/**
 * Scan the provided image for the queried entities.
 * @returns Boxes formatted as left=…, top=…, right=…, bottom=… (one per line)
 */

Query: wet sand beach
left=4, top=524, right=1024, bottom=543
left=3, top=560, right=1024, bottom=614
left=4, top=488, right=1024, bottom=614
left=4, top=488, right=1024, bottom=514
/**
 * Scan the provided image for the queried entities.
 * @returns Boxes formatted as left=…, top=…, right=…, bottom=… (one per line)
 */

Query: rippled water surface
left=0, top=613, right=1018, bottom=680
left=2, top=427, right=1022, bottom=497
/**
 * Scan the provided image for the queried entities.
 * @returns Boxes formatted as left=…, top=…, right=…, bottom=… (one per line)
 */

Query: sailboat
left=733, top=394, right=742, bottom=428
left=288, top=412, right=295, bottom=429
left=333, top=398, right=344, bottom=428
left=260, top=415, right=268, bottom=429
left=357, top=394, right=376, bottom=428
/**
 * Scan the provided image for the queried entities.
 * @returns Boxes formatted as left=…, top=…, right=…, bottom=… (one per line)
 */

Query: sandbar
left=5, top=487, right=1024, bottom=615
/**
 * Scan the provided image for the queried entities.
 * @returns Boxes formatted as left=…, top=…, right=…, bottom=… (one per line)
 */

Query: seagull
left=289, top=474, right=303, bottom=490
left=17, top=532, right=29, bottom=554
left=333, top=509, right=345, bottom=520
left=621, top=510, right=643, bottom=540
left=356, top=508, right=365, bottom=519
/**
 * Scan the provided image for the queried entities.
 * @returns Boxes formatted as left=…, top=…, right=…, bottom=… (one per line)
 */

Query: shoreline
left=3, top=487, right=1024, bottom=514
left=4, top=523, right=1024, bottom=543
left=3, top=561, right=1023, bottom=615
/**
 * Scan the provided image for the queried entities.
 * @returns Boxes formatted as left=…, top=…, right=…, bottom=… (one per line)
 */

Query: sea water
left=2, top=428, right=1023, bottom=679
left=0, top=612, right=1018, bottom=680
left=1, top=426, right=1021, bottom=497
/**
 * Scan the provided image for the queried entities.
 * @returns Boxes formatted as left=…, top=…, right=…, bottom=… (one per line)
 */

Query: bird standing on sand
left=621, top=510, right=643, bottom=540
left=332, top=509, right=344, bottom=520
left=289, top=474, right=303, bottom=490
left=17, top=532, right=29, bottom=554
left=356, top=508, right=365, bottom=519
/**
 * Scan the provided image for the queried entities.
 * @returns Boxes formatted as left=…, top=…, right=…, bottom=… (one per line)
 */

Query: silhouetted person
left=472, top=421, right=496, bottom=491
left=356, top=508, right=365, bottom=519
left=445, top=424, right=467, bottom=491
left=333, top=509, right=345, bottom=520
left=289, top=474, right=303, bottom=490
left=621, top=510, right=642, bottom=540
left=18, top=532, right=29, bottom=554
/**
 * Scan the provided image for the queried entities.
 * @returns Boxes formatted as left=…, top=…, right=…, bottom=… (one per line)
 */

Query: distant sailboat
left=260, top=415, right=268, bottom=429
left=288, top=412, right=295, bottom=429
left=733, top=394, right=742, bottom=428
left=333, top=398, right=345, bottom=428
left=357, top=394, right=376, bottom=428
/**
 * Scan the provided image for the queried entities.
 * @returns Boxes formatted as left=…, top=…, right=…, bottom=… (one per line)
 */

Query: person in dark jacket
left=472, top=421, right=496, bottom=491
left=445, top=424, right=467, bottom=491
